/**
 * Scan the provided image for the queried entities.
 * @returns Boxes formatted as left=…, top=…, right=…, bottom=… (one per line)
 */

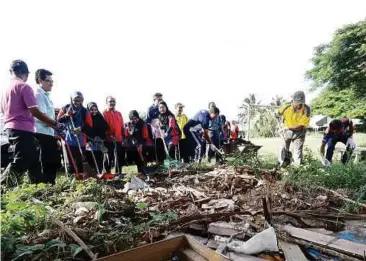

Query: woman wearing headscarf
left=85, top=102, right=108, bottom=174
left=124, top=110, right=152, bottom=173
left=151, top=101, right=180, bottom=163
left=57, top=91, right=92, bottom=175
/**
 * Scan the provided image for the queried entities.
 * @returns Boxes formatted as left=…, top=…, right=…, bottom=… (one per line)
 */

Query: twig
left=51, top=216, right=96, bottom=260
left=319, top=187, right=366, bottom=210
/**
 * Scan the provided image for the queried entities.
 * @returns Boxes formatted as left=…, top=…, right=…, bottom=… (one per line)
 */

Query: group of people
left=276, top=91, right=357, bottom=167
left=0, top=60, right=240, bottom=187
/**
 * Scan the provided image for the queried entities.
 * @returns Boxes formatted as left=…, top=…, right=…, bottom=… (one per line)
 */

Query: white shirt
left=34, top=87, right=55, bottom=136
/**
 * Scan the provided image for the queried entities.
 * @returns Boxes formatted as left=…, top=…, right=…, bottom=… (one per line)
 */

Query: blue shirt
left=34, top=87, right=55, bottom=137
left=186, top=110, right=211, bottom=132
left=146, top=104, right=159, bottom=124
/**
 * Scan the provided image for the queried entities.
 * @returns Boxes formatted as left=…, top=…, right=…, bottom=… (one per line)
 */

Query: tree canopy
left=306, top=19, right=366, bottom=96
left=310, top=88, right=366, bottom=118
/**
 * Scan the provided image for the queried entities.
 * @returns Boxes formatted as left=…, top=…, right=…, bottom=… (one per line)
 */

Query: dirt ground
left=250, top=133, right=366, bottom=156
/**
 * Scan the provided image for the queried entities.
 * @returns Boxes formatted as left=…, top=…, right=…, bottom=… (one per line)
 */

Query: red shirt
left=103, top=109, right=124, bottom=142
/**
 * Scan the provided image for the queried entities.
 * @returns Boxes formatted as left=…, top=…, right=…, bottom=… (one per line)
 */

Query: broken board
left=95, top=235, right=230, bottom=261
left=283, top=225, right=366, bottom=259
left=278, top=240, right=308, bottom=261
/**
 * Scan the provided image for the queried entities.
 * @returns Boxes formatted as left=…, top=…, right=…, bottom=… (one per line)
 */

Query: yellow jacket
left=278, top=103, right=311, bottom=128
left=175, top=113, right=188, bottom=139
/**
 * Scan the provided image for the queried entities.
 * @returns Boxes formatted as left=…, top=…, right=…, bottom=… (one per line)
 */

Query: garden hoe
left=275, top=116, right=292, bottom=168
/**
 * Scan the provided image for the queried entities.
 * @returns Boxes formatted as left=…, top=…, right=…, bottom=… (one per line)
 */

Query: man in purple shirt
left=0, top=60, right=64, bottom=187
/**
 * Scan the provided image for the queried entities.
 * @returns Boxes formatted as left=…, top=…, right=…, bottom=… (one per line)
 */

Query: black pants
left=86, top=150, right=103, bottom=174
left=105, top=142, right=124, bottom=173
left=178, top=139, right=190, bottom=163
left=1, top=129, right=42, bottom=187
left=34, top=133, right=60, bottom=185
left=126, top=149, right=144, bottom=172
left=155, top=138, right=166, bottom=163
left=66, top=146, right=85, bottom=175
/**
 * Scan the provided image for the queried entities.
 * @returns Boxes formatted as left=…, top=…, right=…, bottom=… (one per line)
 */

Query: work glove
left=346, top=138, right=356, bottom=149
left=322, top=158, right=331, bottom=168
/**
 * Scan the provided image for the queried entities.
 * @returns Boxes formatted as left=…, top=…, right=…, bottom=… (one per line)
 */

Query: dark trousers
left=126, top=149, right=144, bottom=172
left=34, top=133, right=60, bottom=185
left=208, top=132, right=220, bottom=162
left=178, top=139, right=190, bottom=163
left=155, top=138, right=166, bottom=163
left=86, top=150, right=103, bottom=174
left=184, top=128, right=204, bottom=163
left=66, top=146, right=85, bottom=175
left=1, top=129, right=42, bottom=187
left=105, top=141, right=124, bottom=173
left=325, top=134, right=348, bottom=163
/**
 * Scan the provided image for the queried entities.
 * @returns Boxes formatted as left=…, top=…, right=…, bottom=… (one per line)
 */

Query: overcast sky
left=0, top=0, right=365, bottom=120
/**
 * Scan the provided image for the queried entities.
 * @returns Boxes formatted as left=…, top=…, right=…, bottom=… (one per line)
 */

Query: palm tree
left=270, top=95, right=285, bottom=107
left=238, top=93, right=261, bottom=122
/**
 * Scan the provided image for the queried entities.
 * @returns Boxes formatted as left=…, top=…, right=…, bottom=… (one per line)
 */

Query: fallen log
left=281, top=225, right=366, bottom=260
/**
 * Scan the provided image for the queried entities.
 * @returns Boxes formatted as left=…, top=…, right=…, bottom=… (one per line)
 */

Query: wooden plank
left=283, top=225, right=366, bottom=259
left=181, top=248, right=208, bottom=261
left=95, top=236, right=185, bottom=261
left=227, top=252, right=267, bottom=261
left=279, top=240, right=308, bottom=261
left=208, top=222, right=246, bottom=239
left=185, top=235, right=230, bottom=261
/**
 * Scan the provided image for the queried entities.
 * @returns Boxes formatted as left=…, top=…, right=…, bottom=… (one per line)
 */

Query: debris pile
left=2, top=164, right=366, bottom=261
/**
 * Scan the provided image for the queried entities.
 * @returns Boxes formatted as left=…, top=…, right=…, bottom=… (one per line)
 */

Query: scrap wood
left=168, top=211, right=262, bottom=228
left=279, top=237, right=362, bottom=261
left=281, top=225, right=366, bottom=259
left=318, top=187, right=366, bottom=210
left=278, top=240, right=308, bottom=261
left=51, top=216, right=96, bottom=260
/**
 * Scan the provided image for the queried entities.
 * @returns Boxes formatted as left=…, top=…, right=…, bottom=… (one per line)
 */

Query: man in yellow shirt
left=175, top=103, right=189, bottom=163
left=278, top=91, right=310, bottom=165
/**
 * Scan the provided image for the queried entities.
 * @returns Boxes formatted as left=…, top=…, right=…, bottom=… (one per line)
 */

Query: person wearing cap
left=85, top=102, right=109, bottom=174
left=103, top=96, right=125, bottom=174
left=57, top=91, right=93, bottom=175
left=34, top=69, right=61, bottom=185
left=320, top=117, right=355, bottom=166
left=146, top=93, right=163, bottom=124
left=124, top=110, right=152, bottom=173
left=0, top=60, right=64, bottom=187
left=175, top=102, right=189, bottom=163
left=277, top=91, right=311, bottom=165
left=184, top=108, right=217, bottom=163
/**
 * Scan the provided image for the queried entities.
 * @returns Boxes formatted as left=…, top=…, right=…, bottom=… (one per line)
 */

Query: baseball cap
left=10, top=60, right=29, bottom=74
left=292, top=91, right=305, bottom=104
left=175, top=102, right=185, bottom=108
left=153, top=92, right=163, bottom=100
